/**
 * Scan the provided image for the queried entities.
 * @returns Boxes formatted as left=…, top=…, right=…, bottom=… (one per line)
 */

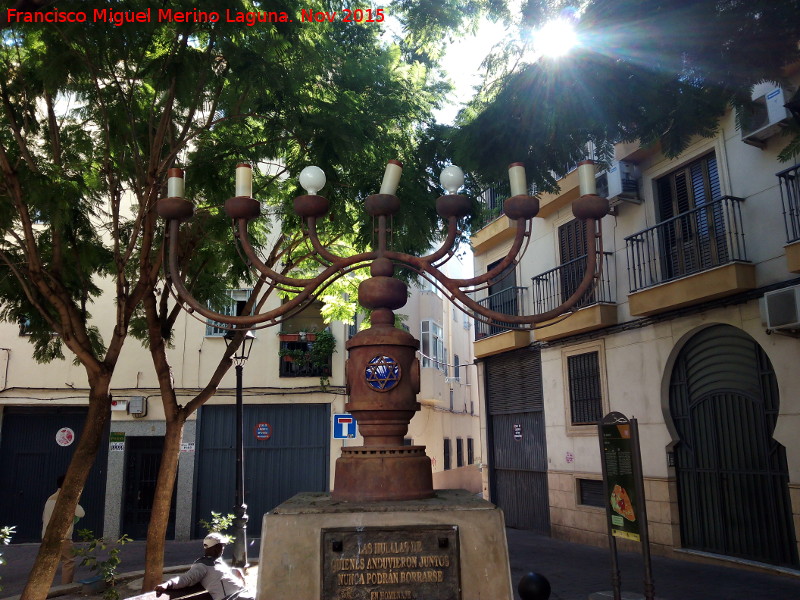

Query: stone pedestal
left=257, top=489, right=513, bottom=599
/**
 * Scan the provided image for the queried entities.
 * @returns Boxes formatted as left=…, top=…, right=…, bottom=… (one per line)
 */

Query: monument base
left=257, top=489, right=513, bottom=600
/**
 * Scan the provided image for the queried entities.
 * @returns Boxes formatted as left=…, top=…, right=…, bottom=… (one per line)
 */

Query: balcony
left=778, top=163, right=800, bottom=273
left=473, top=286, right=531, bottom=358
left=278, top=332, right=333, bottom=378
left=625, top=196, right=755, bottom=316
left=531, top=253, right=618, bottom=341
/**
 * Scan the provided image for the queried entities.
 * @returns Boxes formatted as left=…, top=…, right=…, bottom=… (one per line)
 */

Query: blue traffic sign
left=333, top=413, right=357, bottom=439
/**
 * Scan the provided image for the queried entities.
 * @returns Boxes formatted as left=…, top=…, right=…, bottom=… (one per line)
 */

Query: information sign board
left=600, top=412, right=640, bottom=542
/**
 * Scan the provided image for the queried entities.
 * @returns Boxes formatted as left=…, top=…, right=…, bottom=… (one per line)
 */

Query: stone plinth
left=257, top=489, right=513, bottom=600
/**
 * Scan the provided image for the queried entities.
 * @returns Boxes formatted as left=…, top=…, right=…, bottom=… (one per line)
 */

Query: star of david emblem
left=364, top=355, right=401, bottom=391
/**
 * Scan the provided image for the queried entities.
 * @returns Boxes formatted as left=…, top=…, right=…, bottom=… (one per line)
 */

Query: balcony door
left=656, top=153, right=727, bottom=280
left=486, top=258, right=517, bottom=335
left=558, top=219, right=593, bottom=307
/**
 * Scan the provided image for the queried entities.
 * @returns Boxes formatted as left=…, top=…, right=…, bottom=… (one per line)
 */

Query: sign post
left=598, top=411, right=655, bottom=600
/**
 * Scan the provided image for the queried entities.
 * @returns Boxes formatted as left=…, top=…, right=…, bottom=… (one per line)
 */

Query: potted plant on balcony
left=278, top=347, right=307, bottom=362
left=308, top=328, right=336, bottom=370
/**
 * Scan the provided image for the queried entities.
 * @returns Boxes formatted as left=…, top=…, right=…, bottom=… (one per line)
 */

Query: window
left=443, top=438, right=451, bottom=470
left=453, top=355, right=460, bottom=381
left=656, top=152, right=726, bottom=279
left=19, top=316, right=31, bottom=336
left=467, top=438, right=474, bottom=465
left=403, top=438, right=413, bottom=446
left=463, top=311, right=471, bottom=330
left=578, top=479, right=605, bottom=508
left=558, top=219, right=595, bottom=307
left=456, top=438, right=464, bottom=467
left=449, top=389, right=454, bottom=411
left=481, top=258, right=519, bottom=336
left=420, top=320, right=446, bottom=372
left=567, top=351, right=603, bottom=425
left=206, top=289, right=252, bottom=336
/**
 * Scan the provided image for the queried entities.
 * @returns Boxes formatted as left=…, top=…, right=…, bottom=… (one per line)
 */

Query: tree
left=451, top=0, right=800, bottom=189
left=0, top=1, right=504, bottom=597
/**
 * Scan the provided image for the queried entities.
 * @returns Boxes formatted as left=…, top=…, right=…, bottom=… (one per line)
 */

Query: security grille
left=567, top=351, right=603, bottom=425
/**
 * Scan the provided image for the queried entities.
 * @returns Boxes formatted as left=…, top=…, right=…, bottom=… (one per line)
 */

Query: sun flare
left=532, top=18, right=578, bottom=58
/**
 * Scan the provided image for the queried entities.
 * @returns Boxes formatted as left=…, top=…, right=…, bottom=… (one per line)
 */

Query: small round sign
left=56, top=427, right=75, bottom=447
left=254, top=422, right=272, bottom=441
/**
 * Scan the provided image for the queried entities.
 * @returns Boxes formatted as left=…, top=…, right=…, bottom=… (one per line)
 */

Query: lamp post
left=223, top=329, right=255, bottom=569
left=158, top=159, right=608, bottom=502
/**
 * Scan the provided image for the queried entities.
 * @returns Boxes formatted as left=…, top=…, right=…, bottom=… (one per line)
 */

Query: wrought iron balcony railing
left=624, top=196, right=747, bottom=293
left=531, top=252, right=615, bottom=314
left=278, top=339, right=332, bottom=378
left=778, top=163, right=800, bottom=244
left=475, top=286, right=527, bottom=339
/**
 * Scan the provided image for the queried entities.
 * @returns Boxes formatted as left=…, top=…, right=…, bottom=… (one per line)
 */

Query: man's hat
left=203, top=533, right=229, bottom=548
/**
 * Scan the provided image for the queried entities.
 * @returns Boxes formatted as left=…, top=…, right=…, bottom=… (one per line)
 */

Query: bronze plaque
left=322, top=525, right=460, bottom=600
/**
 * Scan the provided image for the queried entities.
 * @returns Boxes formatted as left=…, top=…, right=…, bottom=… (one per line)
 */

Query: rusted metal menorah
left=158, top=159, right=608, bottom=502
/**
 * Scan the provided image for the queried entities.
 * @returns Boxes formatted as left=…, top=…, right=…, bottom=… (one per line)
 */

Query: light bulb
left=299, top=166, right=326, bottom=195
left=440, top=165, right=464, bottom=194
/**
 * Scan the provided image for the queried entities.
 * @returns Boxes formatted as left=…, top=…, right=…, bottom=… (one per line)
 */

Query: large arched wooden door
left=669, top=325, right=797, bottom=566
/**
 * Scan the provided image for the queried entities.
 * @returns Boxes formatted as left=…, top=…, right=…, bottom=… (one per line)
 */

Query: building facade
left=471, top=80, right=800, bottom=569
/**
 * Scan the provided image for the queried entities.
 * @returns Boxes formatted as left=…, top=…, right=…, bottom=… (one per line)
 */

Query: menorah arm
left=235, top=219, right=321, bottom=287
left=451, top=240, right=598, bottom=325
left=387, top=218, right=529, bottom=289
left=388, top=219, right=602, bottom=326
left=417, top=217, right=459, bottom=264
left=166, top=219, right=374, bottom=327
left=306, top=217, right=345, bottom=264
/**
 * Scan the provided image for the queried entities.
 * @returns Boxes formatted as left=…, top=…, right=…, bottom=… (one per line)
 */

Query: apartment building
left=471, top=80, right=800, bottom=569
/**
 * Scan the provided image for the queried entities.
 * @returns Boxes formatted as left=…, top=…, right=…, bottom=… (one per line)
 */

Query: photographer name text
left=6, top=7, right=386, bottom=26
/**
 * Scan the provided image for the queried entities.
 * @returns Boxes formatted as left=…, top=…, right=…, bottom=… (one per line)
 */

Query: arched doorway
left=669, top=325, right=797, bottom=566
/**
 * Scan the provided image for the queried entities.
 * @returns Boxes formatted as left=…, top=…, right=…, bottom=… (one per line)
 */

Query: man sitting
left=155, top=533, right=254, bottom=600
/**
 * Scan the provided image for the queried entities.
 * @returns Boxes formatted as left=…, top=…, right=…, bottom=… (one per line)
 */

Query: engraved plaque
left=322, top=525, right=461, bottom=600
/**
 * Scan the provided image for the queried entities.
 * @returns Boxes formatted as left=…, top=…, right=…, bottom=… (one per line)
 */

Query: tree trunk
left=20, top=380, right=111, bottom=600
left=141, top=416, right=186, bottom=591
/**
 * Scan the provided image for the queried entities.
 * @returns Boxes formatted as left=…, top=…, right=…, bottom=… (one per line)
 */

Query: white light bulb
left=299, top=166, right=326, bottom=195
left=440, top=165, right=465, bottom=195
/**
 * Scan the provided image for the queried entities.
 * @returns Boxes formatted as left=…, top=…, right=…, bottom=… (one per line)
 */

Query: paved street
left=2, top=529, right=800, bottom=600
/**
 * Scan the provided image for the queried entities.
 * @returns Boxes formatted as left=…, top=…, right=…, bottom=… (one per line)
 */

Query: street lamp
left=223, top=328, right=255, bottom=568
left=158, top=159, right=608, bottom=502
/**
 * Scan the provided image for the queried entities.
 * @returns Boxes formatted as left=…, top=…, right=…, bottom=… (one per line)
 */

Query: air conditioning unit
left=760, top=285, right=800, bottom=330
left=596, top=160, right=641, bottom=205
left=742, top=87, right=792, bottom=146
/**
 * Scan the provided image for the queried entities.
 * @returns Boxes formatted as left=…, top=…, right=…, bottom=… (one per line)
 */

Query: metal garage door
left=0, top=406, right=109, bottom=542
left=193, top=403, right=330, bottom=538
left=485, top=348, right=550, bottom=533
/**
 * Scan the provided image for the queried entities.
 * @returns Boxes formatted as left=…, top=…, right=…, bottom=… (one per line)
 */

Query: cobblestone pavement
left=3, top=530, right=800, bottom=600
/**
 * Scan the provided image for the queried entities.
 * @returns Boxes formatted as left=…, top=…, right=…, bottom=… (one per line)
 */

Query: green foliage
left=452, top=0, right=800, bottom=187
left=74, top=530, right=132, bottom=600
left=0, top=0, right=469, bottom=366
left=198, top=512, right=235, bottom=537
left=0, top=525, right=15, bottom=592
left=308, top=328, right=337, bottom=370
